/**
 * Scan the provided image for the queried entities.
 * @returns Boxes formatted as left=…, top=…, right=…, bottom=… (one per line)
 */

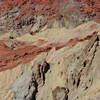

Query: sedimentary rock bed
left=0, top=0, right=100, bottom=100
left=0, top=21, right=100, bottom=100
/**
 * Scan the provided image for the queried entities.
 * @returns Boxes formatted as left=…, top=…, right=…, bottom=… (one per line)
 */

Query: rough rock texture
left=0, top=0, right=99, bottom=36
left=12, top=72, right=37, bottom=100
left=0, top=21, right=100, bottom=100
left=0, top=0, right=100, bottom=100
left=52, top=86, right=69, bottom=100
left=76, top=0, right=100, bottom=22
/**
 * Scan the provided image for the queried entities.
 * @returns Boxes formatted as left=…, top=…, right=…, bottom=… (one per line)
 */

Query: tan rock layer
left=0, top=31, right=97, bottom=72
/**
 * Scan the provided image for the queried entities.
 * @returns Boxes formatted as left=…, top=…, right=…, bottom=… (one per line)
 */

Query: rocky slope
left=0, top=0, right=100, bottom=100
left=0, top=0, right=99, bottom=35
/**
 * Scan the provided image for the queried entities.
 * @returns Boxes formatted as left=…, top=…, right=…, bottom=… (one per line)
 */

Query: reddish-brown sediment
left=0, top=32, right=97, bottom=71
left=0, top=0, right=68, bottom=24
left=0, top=0, right=69, bottom=35
left=0, top=0, right=99, bottom=39
left=0, top=0, right=99, bottom=20
left=1, top=0, right=99, bottom=16
left=0, top=0, right=99, bottom=72
left=0, top=0, right=67, bottom=15
left=76, top=0, right=100, bottom=22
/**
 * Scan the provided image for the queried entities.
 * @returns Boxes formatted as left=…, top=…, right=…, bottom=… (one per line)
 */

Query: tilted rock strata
left=0, top=0, right=68, bottom=35
left=0, top=22, right=100, bottom=100
left=36, top=33, right=100, bottom=100
left=0, top=22, right=99, bottom=72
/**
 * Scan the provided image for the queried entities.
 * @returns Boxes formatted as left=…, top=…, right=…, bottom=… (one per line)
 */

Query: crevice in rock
left=87, top=36, right=99, bottom=72
left=84, top=86, right=88, bottom=90
left=36, top=61, right=50, bottom=84
left=31, top=77, right=38, bottom=100
left=76, top=77, right=80, bottom=88
left=83, top=60, right=87, bottom=67
left=73, top=79, right=76, bottom=86
left=42, top=61, right=50, bottom=82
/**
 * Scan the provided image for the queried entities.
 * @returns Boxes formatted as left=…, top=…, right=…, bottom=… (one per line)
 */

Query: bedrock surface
left=0, top=21, right=100, bottom=100
left=0, top=0, right=100, bottom=100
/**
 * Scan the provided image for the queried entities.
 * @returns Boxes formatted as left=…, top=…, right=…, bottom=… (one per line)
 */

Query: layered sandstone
left=0, top=21, right=100, bottom=100
left=0, top=0, right=100, bottom=100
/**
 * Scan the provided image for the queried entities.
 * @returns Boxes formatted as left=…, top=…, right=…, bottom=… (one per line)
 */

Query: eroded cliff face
left=0, top=0, right=100, bottom=100
left=0, top=21, right=100, bottom=100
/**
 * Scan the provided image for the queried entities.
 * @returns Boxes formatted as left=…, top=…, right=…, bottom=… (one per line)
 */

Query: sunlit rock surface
left=0, top=0, right=100, bottom=100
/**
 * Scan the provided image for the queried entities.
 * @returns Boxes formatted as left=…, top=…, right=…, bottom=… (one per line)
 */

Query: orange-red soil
left=0, top=32, right=97, bottom=71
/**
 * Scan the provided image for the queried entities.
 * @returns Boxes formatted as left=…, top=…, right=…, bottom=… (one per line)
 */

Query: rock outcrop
left=0, top=21, right=100, bottom=100
left=0, top=0, right=100, bottom=100
left=0, top=0, right=99, bottom=36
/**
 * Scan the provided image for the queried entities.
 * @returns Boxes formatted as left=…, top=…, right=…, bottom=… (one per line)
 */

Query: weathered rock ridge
left=0, top=0, right=100, bottom=100
left=0, top=21, right=100, bottom=100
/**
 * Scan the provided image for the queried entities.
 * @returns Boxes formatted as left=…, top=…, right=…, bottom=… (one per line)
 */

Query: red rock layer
left=0, top=0, right=99, bottom=72
left=0, top=0, right=69, bottom=34
left=0, top=0, right=99, bottom=36
left=0, top=0, right=67, bottom=20
left=76, top=0, right=100, bottom=22
left=0, top=32, right=97, bottom=71
left=0, top=0, right=99, bottom=19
